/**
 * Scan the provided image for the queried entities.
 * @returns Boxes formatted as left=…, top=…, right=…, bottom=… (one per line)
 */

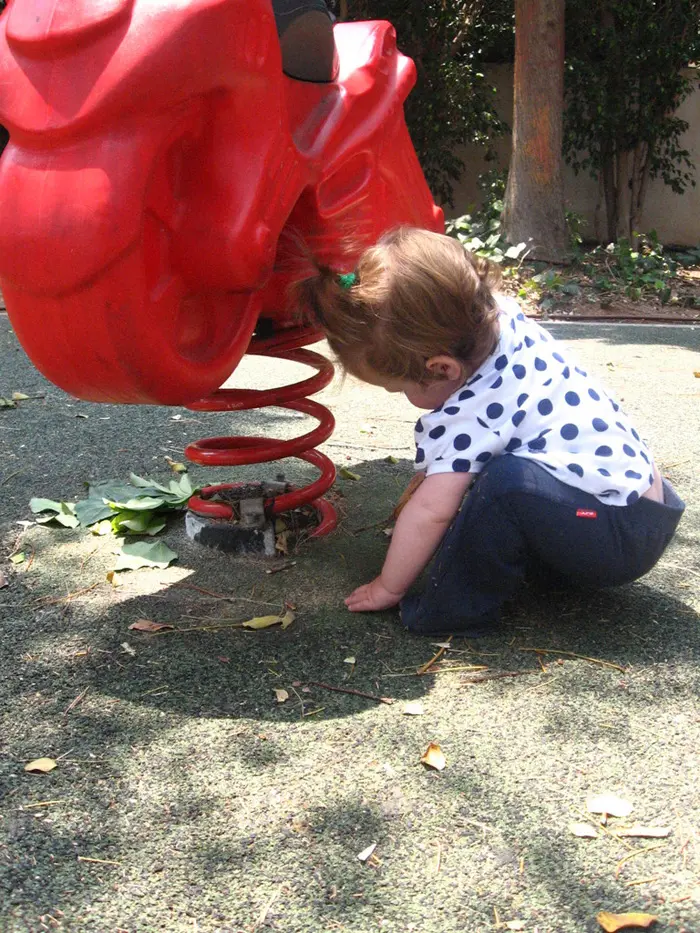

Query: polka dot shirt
left=414, top=297, right=655, bottom=506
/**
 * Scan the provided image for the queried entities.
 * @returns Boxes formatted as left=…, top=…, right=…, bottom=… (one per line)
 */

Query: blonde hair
left=294, top=227, right=500, bottom=384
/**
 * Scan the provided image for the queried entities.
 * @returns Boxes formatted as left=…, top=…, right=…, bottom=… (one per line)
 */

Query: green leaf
left=30, top=498, right=80, bottom=528
left=74, top=497, right=116, bottom=527
left=114, top=540, right=177, bottom=571
left=9, top=552, right=25, bottom=564
left=111, top=496, right=167, bottom=512
left=0, top=397, right=16, bottom=408
left=505, top=243, right=527, bottom=259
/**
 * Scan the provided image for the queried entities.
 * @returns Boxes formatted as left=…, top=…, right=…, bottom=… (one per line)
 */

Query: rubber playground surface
left=1, top=315, right=698, bottom=932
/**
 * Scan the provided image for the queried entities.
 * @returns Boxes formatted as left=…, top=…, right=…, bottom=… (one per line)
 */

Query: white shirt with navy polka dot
left=414, top=296, right=655, bottom=506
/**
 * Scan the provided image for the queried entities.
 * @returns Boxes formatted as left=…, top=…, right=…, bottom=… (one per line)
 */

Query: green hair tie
left=337, top=271, right=357, bottom=290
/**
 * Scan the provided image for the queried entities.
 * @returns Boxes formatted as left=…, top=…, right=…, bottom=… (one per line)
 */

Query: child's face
left=352, top=357, right=466, bottom=410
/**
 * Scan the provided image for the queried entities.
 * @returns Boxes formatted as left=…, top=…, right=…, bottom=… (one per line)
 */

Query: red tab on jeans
left=576, top=509, right=598, bottom=519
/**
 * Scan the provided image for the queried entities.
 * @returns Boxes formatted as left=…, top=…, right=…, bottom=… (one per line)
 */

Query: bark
left=502, top=0, right=569, bottom=262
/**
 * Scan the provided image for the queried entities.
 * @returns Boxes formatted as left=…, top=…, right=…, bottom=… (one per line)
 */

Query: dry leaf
left=242, top=614, right=281, bottom=629
left=392, top=472, right=425, bottom=519
left=505, top=922, right=527, bottom=931
left=274, top=689, right=289, bottom=704
left=587, top=794, right=633, bottom=818
left=128, top=619, right=174, bottom=633
left=596, top=911, right=658, bottom=932
left=570, top=822, right=598, bottom=838
left=0, top=570, right=8, bottom=588
left=164, top=456, right=188, bottom=474
left=357, top=843, right=376, bottom=862
left=694, top=371, right=700, bottom=378
left=403, top=701, right=425, bottom=716
left=106, top=570, right=123, bottom=588
left=343, top=656, right=356, bottom=665
left=12, top=391, right=30, bottom=401
left=420, top=742, right=446, bottom=771
left=120, top=642, right=136, bottom=656
left=24, top=758, right=57, bottom=774
left=242, top=609, right=295, bottom=630
left=611, top=826, right=671, bottom=839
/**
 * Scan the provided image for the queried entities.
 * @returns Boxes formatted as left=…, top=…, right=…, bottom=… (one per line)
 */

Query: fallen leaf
left=106, top=570, right=122, bottom=588
left=403, top=701, right=425, bottom=716
left=596, top=911, right=658, bottom=932
left=694, top=371, right=700, bottom=378
left=344, top=656, right=356, bottom=665
left=0, top=396, right=17, bottom=408
left=91, top=520, right=113, bottom=536
left=242, top=609, right=295, bottom=630
left=587, top=794, right=633, bottom=818
left=611, top=826, right=671, bottom=839
left=275, top=689, right=289, bottom=704
left=339, top=467, right=360, bottom=481
left=120, top=642, right=136, bottom=656
left=24, top=758, right=57, bottom=774
left=128, top=619, right=174, bottom=633
left=114, top=540, right=177, bottom=571
left=12, top=391, right=30, bottom=401
left=420, top=742, right=446, bottom=771
left=164, top=457, right=188, bottom=474
left=9, top=552, right=25, bottom=564
left=505, top=922, right=527, bottom=931
left=0, top=570, right=8, bottom=588
left=392, top=473, right=425, bottom=519
left=570, top=822, right=598, bottom=838
left=357, top=843, right=377, bottom=862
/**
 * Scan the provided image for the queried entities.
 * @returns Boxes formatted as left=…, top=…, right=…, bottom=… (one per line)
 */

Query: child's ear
left=425, top=355, right=465, bottom=382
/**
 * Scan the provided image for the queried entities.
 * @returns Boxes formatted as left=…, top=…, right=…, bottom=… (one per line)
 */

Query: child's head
left=295, top=227, right=500, bottom=402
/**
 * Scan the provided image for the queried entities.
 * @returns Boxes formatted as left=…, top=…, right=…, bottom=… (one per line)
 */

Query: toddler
left=296, top=227, right=685, bottom=635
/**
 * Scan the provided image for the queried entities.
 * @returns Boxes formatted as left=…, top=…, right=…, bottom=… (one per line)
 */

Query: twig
left=290, top=684, right=306, bottom=719
left=172, top=582, right=279, bottom=606
left=305, top=681, right=394, bottom=705
left=265, top=561, right=296, bottom=575
left=615, top=843, right=667, bottom=878
left=63, top=687, right=89, bottom=719
left=17, top=800, right=63, bottom=810
left=461, top=669, right=536, bottom=684
left=624, top=877, right=659, bottom=887
left=417, top=636, right=451, bottom=675
left=77, top=856, right=122, bottom=866
left=1, top=469, right=23, bottom=486
left=520, top=647, right=626, bottom=672
left=425, top=664, right=489, bottom=675
left=35, top=583, right=100, bottom=606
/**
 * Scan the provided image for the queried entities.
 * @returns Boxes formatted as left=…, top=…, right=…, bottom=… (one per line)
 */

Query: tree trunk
left=502, top=0, right=569, bottom=263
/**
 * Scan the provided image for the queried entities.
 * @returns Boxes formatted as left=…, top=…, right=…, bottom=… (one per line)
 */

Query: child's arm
left=345, top=471, right=474, bottom=612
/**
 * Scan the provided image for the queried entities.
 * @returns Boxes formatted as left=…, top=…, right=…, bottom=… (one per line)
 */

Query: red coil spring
left=184, top=327, right=337, bottom=536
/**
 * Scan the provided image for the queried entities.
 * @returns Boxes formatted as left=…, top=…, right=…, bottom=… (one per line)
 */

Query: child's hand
left=345, top=576, right=404, bottom=612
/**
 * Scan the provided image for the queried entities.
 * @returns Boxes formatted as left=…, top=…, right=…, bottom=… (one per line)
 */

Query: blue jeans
left=400, top=455, right=685, bottom=636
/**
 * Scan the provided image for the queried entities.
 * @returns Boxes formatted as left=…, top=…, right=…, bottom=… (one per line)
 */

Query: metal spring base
left=183, top=328, right=337, bottom=543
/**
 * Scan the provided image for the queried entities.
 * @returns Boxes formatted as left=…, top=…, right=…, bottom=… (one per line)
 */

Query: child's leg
left=400, top=455, right=685, bottom=636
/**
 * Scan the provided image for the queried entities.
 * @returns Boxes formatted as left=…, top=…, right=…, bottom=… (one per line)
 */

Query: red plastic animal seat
left=0, top=0, right=442, bottom=406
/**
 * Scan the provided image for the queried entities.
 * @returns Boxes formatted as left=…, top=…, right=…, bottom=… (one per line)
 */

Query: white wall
left=448, top=65, right=700, bottom=247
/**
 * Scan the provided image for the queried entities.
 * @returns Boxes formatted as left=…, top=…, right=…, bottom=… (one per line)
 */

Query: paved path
left=1, top=316, right=698, bottom=932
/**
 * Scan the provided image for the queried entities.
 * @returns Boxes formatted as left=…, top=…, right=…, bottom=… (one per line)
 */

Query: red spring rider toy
left=0, top=0, right=443, bottom=548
